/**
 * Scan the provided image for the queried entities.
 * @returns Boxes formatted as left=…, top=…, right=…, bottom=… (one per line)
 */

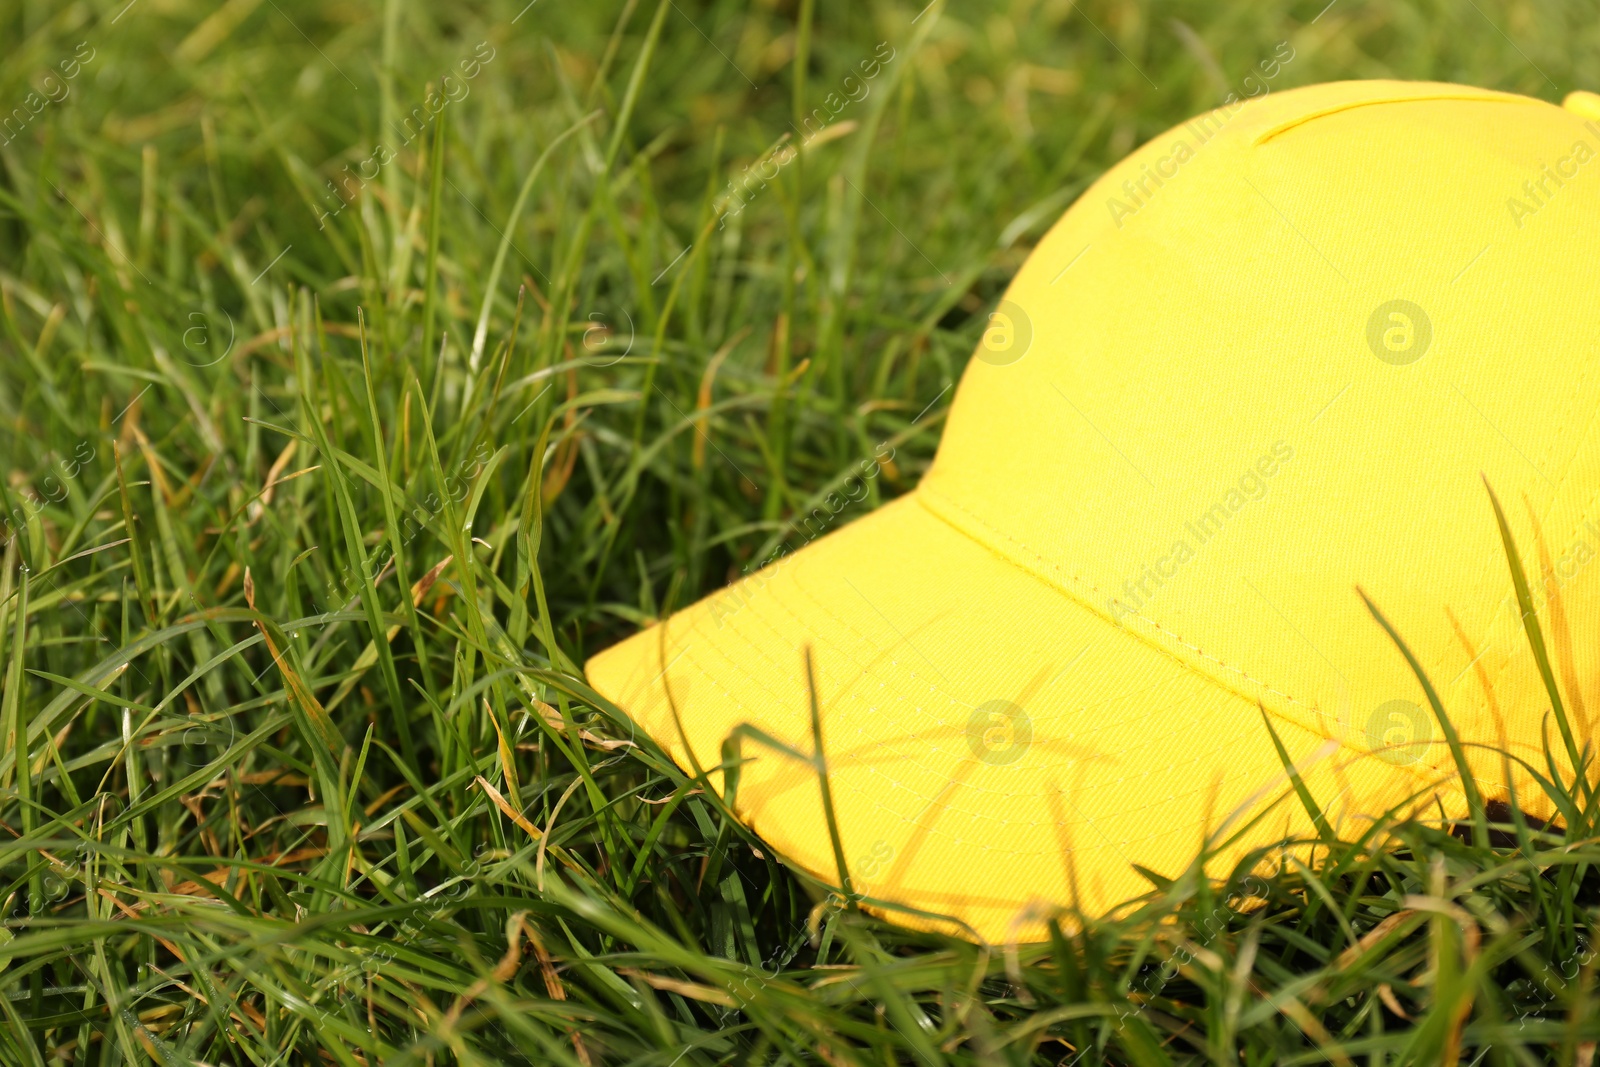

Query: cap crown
left=922, top=81, right=1600, bottom=783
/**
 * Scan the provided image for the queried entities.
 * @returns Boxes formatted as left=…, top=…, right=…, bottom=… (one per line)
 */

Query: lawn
left=2, top=0, right=1600, bottom=1062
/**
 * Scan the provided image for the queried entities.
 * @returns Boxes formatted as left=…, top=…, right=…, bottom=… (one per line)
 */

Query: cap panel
left=923, top=84, right=1600, bottom=790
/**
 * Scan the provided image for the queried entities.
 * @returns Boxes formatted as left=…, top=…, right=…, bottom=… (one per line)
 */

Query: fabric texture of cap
left=586, top=80, right=1600, bottom=943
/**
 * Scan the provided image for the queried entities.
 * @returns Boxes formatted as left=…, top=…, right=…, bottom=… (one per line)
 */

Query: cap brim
left=586, top=492, right=1455, bottom=941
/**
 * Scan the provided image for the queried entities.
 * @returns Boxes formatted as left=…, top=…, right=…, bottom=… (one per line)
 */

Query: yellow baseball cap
left=587, top=80, right=1600, bottom=942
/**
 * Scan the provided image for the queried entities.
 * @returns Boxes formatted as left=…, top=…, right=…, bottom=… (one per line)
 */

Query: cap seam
left=1252, top=90, right=1542, bottom=145
left=912, top=485, right=1473, bottom=807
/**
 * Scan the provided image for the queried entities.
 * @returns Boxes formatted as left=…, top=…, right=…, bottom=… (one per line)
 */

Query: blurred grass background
left=2, top=0, right=1600, bottom=1062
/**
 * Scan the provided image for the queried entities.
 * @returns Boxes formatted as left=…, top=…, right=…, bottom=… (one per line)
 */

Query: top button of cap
left=1563, top=90, right=1600, bottom=120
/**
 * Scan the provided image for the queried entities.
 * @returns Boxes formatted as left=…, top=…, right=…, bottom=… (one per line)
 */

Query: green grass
left=2, top=0, right=1600, bottom=1062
